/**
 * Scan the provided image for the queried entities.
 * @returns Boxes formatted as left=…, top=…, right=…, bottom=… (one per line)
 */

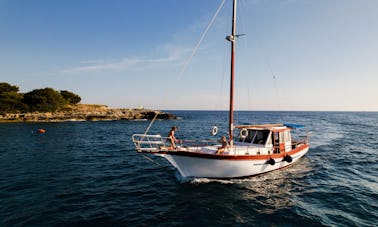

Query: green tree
left=0, top=92, right=28, bottom=114
left=0, top=82, right=19, bottom=94
left=0, top=82, right=27, bottom=114
left=60, top=90, right=81, bottom=104
left=23, top=88, right=67, bottom=112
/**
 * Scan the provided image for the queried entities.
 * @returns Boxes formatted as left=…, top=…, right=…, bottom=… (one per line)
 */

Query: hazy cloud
left=60, top=44, right=194, bottom=74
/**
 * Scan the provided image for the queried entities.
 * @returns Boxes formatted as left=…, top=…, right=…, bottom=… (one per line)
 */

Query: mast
left=228, top=0, right=237, bottom=145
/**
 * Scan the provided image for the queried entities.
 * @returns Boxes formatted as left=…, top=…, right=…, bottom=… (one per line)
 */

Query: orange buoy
left=38, top=129, right=46, bottom=134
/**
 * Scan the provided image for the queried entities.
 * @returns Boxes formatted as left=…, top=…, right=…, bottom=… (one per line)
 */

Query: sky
left=1, top=0, right=377, bottom=111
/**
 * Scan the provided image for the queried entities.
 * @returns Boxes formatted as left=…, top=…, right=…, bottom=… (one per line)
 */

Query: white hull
left=157, top=146, right=309, bottom=179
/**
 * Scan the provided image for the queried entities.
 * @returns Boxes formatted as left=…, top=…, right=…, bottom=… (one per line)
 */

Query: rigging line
left=216, top=41, right=229, bottom=111
left=267, top=61, right=282, bottom=110
left=143, top=0, right=227, bottom=135
left=142, top=154, right=161, bottom=166
left=177, top=0, right=227, bottom=79
left=250, top=23, right=282, bottom=111
left=143, top=112, right=159, bottom=135
left=217, top=1, right=232, bottom=112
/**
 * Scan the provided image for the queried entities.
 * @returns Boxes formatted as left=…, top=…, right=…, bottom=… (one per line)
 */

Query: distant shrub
left=0, top=82, right=83, bottom=114
left=0, top=82, right=28, bottom=114
left=23, top=88, right=67, bottom=112
left=0, top=92, right=28, bottom=114
left=60, top=90, right=81, bottom=104
left=0, top=82, right=19, bottom=94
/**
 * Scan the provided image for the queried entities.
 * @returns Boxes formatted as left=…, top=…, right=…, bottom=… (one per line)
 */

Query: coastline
left=0, top=104, right=176, bottom=123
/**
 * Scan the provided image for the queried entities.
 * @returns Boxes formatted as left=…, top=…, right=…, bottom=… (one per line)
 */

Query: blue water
left=1, top=111, right=377, bottom=226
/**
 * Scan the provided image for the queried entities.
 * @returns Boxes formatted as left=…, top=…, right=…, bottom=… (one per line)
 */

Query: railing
left=132, top=134, right=167, bottom=152
left=133, top=134, right=291, bottom=156
left=291, top=128, right=310, bottom=145
left=132, top=134, right=219, bottom=153
left=133, top=134, right=283, bottom=156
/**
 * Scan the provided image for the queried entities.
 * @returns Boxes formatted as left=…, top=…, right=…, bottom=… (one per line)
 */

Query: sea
left=0, top=111, right=377, bottom=226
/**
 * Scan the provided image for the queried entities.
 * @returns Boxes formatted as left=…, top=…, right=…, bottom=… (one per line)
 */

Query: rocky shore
left=0, top=104, right=176, bottom=123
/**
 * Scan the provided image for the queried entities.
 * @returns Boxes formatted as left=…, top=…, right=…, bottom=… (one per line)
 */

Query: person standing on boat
left=216, top=136, right=229, bottom=154
left=168, top=126, right=179, bottom=149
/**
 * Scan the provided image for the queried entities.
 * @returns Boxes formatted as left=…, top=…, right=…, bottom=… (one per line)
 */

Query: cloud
left=60, top=44, right=194, bottom=74
left=61, top=57, right=165, bottom=74
left=60, top=4, right=215, bottom=75
left=61, top=58, right=138, bottom=73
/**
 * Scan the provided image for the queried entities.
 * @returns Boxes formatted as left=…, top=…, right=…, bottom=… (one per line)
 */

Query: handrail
left=132, top=134, right=166, bottom=152
left=132, top=134, right=220, bottom=152
left=132, top=133, right=291, bottom=156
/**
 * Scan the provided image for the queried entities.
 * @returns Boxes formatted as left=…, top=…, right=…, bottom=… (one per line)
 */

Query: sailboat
left=132, top=0, right=310, bottom=179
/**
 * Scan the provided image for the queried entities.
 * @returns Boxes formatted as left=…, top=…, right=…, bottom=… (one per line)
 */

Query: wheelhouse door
left=283, top=130, right=292, bottom=152
left=273, top=131, right=291, bottom=153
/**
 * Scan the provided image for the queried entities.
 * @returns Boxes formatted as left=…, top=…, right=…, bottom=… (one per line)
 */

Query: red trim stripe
left=160, top=144, right=309, bottom=160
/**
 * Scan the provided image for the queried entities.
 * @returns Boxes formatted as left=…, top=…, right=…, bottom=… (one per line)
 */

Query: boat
left=132, top=0, right=310, bottom=179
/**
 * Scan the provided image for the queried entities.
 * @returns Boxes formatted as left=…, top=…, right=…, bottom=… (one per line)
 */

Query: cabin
left=132, top=124, right=307, bottom=156
left=233, top=124, right=296, bottom=155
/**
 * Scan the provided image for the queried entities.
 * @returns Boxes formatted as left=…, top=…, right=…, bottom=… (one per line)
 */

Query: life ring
left=211, top=126, right=218, bottom=136
left=239, top=128, right=248, bottom=139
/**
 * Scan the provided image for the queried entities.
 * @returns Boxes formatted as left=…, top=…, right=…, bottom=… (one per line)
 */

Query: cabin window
left=237, top=130, right=255, bottom=143
left=237, top=129, right=270, bottom=144
left=246, top=130, right=256, bottom=143
left=252, top=130, right=270, bottom=145
left=266, top=132, right=273, bottom=146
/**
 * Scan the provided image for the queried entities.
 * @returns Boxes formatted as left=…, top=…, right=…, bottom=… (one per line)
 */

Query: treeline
left=0, top=82, right=81, bottom=114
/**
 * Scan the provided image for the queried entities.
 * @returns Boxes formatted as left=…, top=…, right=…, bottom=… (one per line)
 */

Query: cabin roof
left=235, top=124, right=283, bottom=129
left=235, top=124, right=289, bottom=132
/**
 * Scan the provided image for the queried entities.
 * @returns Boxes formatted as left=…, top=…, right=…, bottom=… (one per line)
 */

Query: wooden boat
left=132, top=0, right=310, bottom=179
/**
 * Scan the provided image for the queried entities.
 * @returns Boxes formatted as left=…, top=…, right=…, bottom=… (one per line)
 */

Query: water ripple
left=0, top=112, right=377, bottom=226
